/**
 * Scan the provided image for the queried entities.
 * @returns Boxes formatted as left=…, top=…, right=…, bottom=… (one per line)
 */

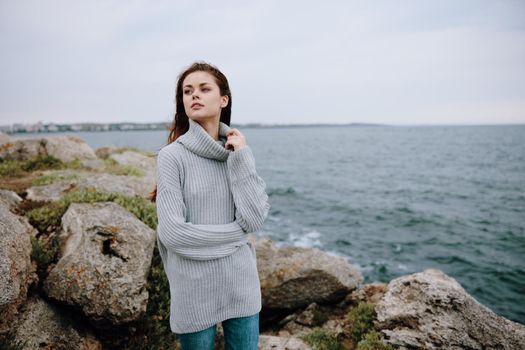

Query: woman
left=150, top=61, right=271, bottom=350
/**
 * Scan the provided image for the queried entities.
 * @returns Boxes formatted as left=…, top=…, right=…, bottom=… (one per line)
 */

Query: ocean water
left=12, top=125, right=525, bottom=324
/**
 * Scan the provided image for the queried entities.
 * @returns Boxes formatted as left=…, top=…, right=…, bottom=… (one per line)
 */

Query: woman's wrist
left=227, top=145, right=256, bottom=183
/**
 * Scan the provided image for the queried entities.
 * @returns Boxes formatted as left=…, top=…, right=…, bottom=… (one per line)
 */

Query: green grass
left=0, top=155, right=63, bottom=177
left=312, top=309, right=330, bottom=325
left=0, top=155, right=90, bottom=178
left=0, top=159, right=24, bottom=177
left=107, top=146, right=155, bottom=158
left=0, top=338, right=29, bottom=350
left=30, top=235, right=59, bottom=283
left=25, top=189, right=157, bottom=233
left=356, top=331, right=394, bottom=350
left=347, top=303, right=376, bottom=345
left=300, top=329, right=346, bottom=350
left=64, top=158, right=85, bottom=169
left=23, top=155, right=63, bottom=172
left=117, top=147, right=155, bottom=157
left=103, top=158, right=145, bottom=177
left=32, top=173, right=80, bottom=186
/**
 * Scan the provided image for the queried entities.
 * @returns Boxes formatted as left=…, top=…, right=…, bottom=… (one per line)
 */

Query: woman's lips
left=192, top=104, right=203, bottom=109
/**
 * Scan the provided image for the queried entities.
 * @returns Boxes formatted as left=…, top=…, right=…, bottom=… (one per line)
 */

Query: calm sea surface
left=12, top=125, right=525, bottom=324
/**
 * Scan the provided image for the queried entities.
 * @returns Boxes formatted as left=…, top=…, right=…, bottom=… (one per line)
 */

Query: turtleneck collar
left=176, top=118, right=232, bottom=161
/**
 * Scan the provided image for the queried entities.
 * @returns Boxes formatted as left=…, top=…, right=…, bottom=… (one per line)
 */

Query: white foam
left=289, top=229, right=323, bottom=248
left=397, top=263, right=408, bottom=271
left=325, top=250, right=344, bottom=258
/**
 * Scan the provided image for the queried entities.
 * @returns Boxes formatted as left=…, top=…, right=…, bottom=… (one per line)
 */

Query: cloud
left=0, top=0, right=524, bottom=125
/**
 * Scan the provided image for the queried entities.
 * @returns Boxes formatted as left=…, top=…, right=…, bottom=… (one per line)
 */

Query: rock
left=216, top=322, right=225, bottom=350
left=94, top=146, right=120, bottom=159
left=95, top=146, right=156, bottom=179
left=345, top=283, right=388, bottom=305
left=295, top=302, right=323, bottom=327
left=0, top=138, right=33, bottom=159
left=43, top=136, right=97, bottom=162
left=9, top=295, right=102, bottom=349
left=0, top=189, right=23, bottom=213
left=43, top=202, right=156, bottom=327
left=278, top=302, right=346, bottom=339
left=279, top=307, right=319, bottom=336
left=279, top=318, right=315, bottom=338
left=25, top=172, right=154, bottom=201
left=109, top=150, right=155, bottom=172
left=255, top=238, right=363, bottom=309
left=35, top=168, right=90, bottom=180
left=322, top=318, right=347, bottom=340
left=376, top=268, right=525, bottom=350
left=0, top=135, right=98, bottom=163
left=278, top=302, right=327, bottom=333
left=109, top=150, right=156, bottom=186
left=259, top=334, right=313, bottom=349
left=80, top=157, right=106, bottom=170
left=0, top=131, right=10, bottom=145
left=95, top=146, right=154, bottom=160
left=0, top=201, right=37, bottom=334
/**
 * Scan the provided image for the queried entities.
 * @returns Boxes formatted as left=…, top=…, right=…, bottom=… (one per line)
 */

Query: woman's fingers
left=226, top=128, right=241, bottom=137
left=225, top=136, right=241, bottom=146
left=225, top=128, right=247, bottom=151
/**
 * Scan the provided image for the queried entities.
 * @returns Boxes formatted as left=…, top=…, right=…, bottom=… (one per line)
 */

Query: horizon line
left=2, top=120, right=525, bottom=128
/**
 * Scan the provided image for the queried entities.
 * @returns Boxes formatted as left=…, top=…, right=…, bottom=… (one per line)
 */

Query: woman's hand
left=225, top=128, right=247, bottom=151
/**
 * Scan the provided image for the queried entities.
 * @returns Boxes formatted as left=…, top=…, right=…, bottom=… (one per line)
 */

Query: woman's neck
left=191, top=117, right=221, bottom=141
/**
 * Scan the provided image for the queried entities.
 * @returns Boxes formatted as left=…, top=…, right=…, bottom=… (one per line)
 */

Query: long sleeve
left=155, top=147, right=248, bottom=261
left=227, top=145, right=271, bottom=234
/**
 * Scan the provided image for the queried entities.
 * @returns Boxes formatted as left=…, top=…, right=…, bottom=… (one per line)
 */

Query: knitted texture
left=155, top=118, right=271, bottom=333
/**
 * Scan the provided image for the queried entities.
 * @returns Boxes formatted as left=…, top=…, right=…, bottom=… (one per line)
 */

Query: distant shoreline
left=2, top=122, right=524, bottom=135
left=1, top=122, right=384, bottom=135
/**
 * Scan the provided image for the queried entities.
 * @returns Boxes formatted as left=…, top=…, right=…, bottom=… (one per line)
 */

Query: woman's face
left=182, top=71, right=228, bottom=122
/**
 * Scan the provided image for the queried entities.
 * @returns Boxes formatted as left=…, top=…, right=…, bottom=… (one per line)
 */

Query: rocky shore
left=1, top=131, right=524, bottom=350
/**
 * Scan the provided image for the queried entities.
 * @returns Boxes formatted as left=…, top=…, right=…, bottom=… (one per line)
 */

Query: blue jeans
left=177, top=313, right=259, bottom=350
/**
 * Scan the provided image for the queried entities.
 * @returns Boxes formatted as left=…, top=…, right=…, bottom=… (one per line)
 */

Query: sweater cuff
left=227, top=145, right=257, bottom=183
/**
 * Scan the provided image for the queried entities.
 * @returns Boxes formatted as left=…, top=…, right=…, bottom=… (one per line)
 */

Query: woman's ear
left=221, top=95, right=229, bottom=108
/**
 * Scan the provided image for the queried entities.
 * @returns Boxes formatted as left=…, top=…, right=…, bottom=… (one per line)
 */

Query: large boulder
left=43, top=202, right=156, bottom=327
left=0, top=200, right=37, bottom=334
left=0, top=135, right=104, bottom=169
left=9, top=295, right=102, bottom=349
left=254, top=238, right=363, bottom=309
left=25, top=172, right=154, bottom=201
left=376, top=268, right=525, bottom=350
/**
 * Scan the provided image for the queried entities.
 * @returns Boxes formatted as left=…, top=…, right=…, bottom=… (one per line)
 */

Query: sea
left=11, top=124, right=525, bottom=324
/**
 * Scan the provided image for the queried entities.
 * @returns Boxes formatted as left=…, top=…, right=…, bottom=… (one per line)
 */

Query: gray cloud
left=1, top=0, right=524, bottom=125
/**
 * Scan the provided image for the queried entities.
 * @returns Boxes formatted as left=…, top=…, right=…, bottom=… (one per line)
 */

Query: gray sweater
left=155, top=117, right=271, bottom=334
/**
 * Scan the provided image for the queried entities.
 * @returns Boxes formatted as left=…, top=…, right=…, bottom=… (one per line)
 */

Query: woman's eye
left=202, top=88, right=210, bottom=92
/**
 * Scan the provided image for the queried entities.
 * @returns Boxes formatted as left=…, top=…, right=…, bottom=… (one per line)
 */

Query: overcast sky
left=0, top=0, right=524, bottom=126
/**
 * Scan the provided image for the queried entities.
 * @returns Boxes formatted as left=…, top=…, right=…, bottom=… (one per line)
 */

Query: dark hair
left=149, top=61, right=233, bottom=202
